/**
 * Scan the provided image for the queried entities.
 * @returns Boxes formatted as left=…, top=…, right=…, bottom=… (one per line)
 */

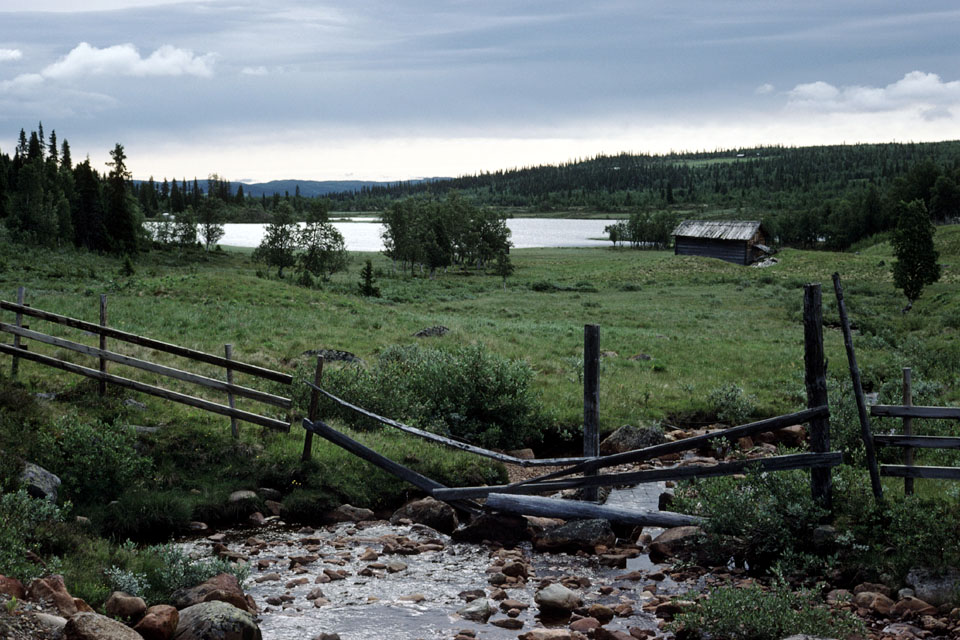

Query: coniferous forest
left=1, top=123, right=959, bottom=256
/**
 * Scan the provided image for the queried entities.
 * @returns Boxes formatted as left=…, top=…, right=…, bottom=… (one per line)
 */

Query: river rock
left=173, top=601, right=261, bottom=640
left=19, top=461, right=61, bottom=502
left=647, top=525, right=701, bottom=562
left=458, top=598, right=494, bottom=622
left=452, top=513, right=530, bottom=545
left=105, top=591, right=147, bottom=621
left=228, top=490, right=257, bottom=503
left=905, top=566, right=960, bottom=607
left=32, top=612, right=68, bottom=635
left=170, top=573, right=255, bottom=613
left=534, top=518, right=615, bottom=553
left=134, top=605, right=180, bottom=640
left=65, top=612, right=142, bottom=640
left=519, top=629, right=575, bottom=640
left=853, top=592, right=893, bottom=615
left=570, top=617, right=601, bottom=632
left=390, top=497, right=458, bottom=534
left=891, top=596, right=937, bottom=617
left=535, top=583, right=582, bottom=612
left=326, top=504, right=376, bottom=523
left=780, top=636, right=839, bottom=640
left=27, top=575, right=82, bottom=617
left=599, top=425, right=665, bottom=455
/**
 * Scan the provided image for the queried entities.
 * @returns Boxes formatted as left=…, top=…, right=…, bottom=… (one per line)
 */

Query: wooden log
left=880, top=465, right=960, bottom=480
left=433, top=452, right=844, bottom=500
left=871, top=405, right=960, bottom=420
left=310, top=383, right=586, bottom=467
left=485, top=493, right=703, bottom=527
left=832, top=273, right=883, bottom=500
left=0, top=300, right=293, bottom=384
left=0, top=342, right=290, bottom=431
left=99, top=294, right=107, bottom=396
left=0, top=322, right=292, bottom=408
left=301, top=356, right=323, bottom=462
left=903, top=367, right=914, bottom=496
left=10, top=286, right=23, bottom=378
left=804, top=283, right=832, bottom=511
left=506, top=406, right=830, bottom=489
left=583, top=324, right=600, bottom=502
left=874, top=435, right=960, bottom=449
left=302, top=418, right=480, bottom=514
left=225, top=344, right=239, bottom=439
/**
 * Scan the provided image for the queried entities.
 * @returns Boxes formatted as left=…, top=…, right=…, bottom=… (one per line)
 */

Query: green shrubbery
left=309, top=343, right=546, bottom=448
left=706, top=383, right=756, bottom=425
left=0, top=489, right=67, bottom=581
left=671, top=579, right=864, bottom=640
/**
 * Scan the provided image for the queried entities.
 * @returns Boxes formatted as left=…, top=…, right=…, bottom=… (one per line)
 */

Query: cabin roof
left=672, top=220, right=763, bottom=242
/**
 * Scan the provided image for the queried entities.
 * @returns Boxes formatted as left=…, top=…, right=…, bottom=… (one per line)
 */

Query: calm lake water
left=218, top=218, right=614, bottom=251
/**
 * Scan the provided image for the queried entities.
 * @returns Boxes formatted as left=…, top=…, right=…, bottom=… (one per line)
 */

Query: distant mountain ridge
left=133, top=177, right=450, bottom=198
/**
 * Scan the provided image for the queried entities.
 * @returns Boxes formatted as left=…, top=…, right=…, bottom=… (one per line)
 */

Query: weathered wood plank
left=871, top=405, right=960, bottom=420
left=310, top=383, right=587, bottom=467
left=301, top=356, right=323, bottom=462
left=874, top=435, right=960, bottom=449
left=0, top=300, right=293, bottom=384
left=225, top=344, right=239, bottom=439
left=804, top=283, right=832, bottom=510
left=433, top=452, right=844, bottom=500
left=0, top=342, right=290, bottom=431
left=832, top=273, right=883, bottom=500
left=583, top=324, right=600, bottom=502
left=880, top=465, right=960, bottom=480
left=484, top=493, right=703, bottom=527
left=0, top=322, right=292, bottom=408
left=10, top=287, right=24, bottom=378
left=302, top=418, right=480, bottom=514
left=99, top=294, right=107, bottom=396
left=507, top=406, right=831, bottom=488
left=903, top=368, right=914, bottom=496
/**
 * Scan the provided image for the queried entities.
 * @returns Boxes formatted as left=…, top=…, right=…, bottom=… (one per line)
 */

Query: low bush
left=95, top=490, right=193, bottom=541
left=670, top=580, right=864, bottom=640
left=307, top=343, right=546, bottom=449
left=706, top=383, right=755, bottom=425
left=0, top=489, right=67, bottom=581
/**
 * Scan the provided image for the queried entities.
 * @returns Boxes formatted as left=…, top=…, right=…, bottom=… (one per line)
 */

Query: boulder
left=27, top=575, right=80, bottom=617
left=413, top=326, right=449, bottom=338
left=853, top=591, right=893, bottom=616
left=452, top=513, right=530, bottom=545
left=534, top=519, right=615, bottom=553
left=389, top=497, right=458, bottom=534
left=31, top=612, right=67, bottom=635
left=228, top=490, right=257, bottom=503
left=134, top=605, right=180, bottom=640
left=64, top=612, right=142, bottom=640
left=648, top=526, right=701, bottom=562
left=457, top=598, right=494, bottom=622
left=173, top=601, right=262, bottom=640
left=891, top=596, right=937, bottom=617
left=535, top=583, right=582, bottom=613
left=905, top=566, right=960, bottom=607
left=599, top=425, right=665, bottom=456
left=326, top=504, right=376, bottom=523
left=19, top=461, right=61, bottom=502
left=104, top=591, right=147, bottom=622
left=170, top=573, right=255, bottom=613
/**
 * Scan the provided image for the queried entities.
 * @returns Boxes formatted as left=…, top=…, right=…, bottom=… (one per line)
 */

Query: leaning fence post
left=11, top=286, right=24, bottom=378
left=225, top=344, right=239, bottom=439
left=832, top=273, right=883, bottom=501
left=98, top=294, right=108, bottom=396
left=803, top=283, right=832, bottom=511
left=302, top=356, right=324, bottom=461
left=583, top=324, right=600, bottom=502
left=903, top=367, right=914, bottom=496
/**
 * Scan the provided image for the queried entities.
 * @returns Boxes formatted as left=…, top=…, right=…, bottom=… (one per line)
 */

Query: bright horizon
left=2, top=2, right=959, bottom=183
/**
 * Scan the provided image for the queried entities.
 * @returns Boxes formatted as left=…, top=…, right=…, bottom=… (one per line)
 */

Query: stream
left=181, top=483, right=685, bottom=639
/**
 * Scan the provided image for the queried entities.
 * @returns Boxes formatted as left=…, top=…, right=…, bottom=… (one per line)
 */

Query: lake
left=217, top=218, right=615, bottom=251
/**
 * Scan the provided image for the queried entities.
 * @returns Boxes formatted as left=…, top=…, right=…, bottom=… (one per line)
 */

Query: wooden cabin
left=672, top=220, right=769, bottom=265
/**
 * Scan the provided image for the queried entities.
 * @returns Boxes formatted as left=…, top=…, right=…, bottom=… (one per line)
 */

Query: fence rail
left=1, top=289, right=293, bottom=433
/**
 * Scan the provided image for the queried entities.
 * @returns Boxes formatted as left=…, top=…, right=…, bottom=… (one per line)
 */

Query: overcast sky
left=1, top=0, right=959, bottom=182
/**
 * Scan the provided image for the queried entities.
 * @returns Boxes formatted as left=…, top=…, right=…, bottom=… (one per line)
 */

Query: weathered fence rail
left=1, top=289, right=293, bottom=433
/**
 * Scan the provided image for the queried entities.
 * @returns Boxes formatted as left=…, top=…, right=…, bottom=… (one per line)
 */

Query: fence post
left=11, top=286, right=24, bottom=378
left=903, top=367, right=914, bottom=496
left=302, top=356, right=324, bottom=462
left=225, top=344, right=239, bottom=439
left=832, top=273, right=883, bottom=500
left=803, top=283, right=832, bottom=511
left=583, top=324, right=600, bottom=502
left=99, top=294, right=108, bottom=396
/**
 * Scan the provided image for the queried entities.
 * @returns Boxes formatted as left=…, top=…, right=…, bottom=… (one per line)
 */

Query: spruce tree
left=892, top=199, right=940, bottom=311
left=104, top=143, right=138, bottom=254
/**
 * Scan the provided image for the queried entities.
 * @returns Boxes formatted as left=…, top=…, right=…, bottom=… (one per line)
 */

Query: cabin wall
left=674, top=237, right=749, bottom=265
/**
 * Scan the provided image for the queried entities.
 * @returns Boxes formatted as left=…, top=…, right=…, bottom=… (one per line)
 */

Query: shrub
left=707, top=383, right=755, bottom=425
left=0, top=489, right=67, bottom=581
left=96, top=490, right=192, bottom=541
left=670, top=580, right=864, bottom=640
left=305, top=343, right=546, bottom=448
left=37, top=417, right=152, bottom=503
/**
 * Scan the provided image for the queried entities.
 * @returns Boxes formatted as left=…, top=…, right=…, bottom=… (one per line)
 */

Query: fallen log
left=485, top=493, right=703, bottom=527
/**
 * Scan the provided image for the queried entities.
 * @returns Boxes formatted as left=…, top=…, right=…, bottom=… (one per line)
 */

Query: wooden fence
left=0, top=287, right=293, bottom=433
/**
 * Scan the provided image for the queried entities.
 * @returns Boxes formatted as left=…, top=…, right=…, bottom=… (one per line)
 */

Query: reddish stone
left=27, top=575, right=77, bottom=617
left=0, top=575, right=25, bottom=599
left=132, top=605, right=179, bottom=640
